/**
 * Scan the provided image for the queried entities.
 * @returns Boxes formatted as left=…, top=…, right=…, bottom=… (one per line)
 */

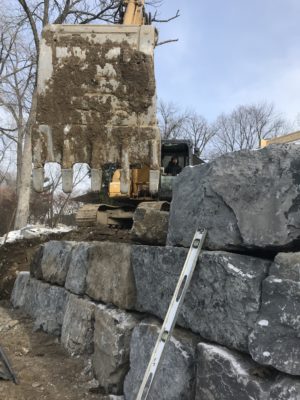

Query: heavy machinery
left=32, top=1, right=200, bottom=226
left=260, top=130, right=300, bottom=148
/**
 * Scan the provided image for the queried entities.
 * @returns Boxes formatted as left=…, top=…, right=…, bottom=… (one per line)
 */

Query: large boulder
left=86, top=242, right=136, bottom=310
left=132, top=245, right=270, bottom=352
left=61, top=294, right=96, bottom=356
left=11, top=271, right=30, bottom=308
left=31, top=241, right=75, bottom=286
left=18, top=277, right=70, bottom=335
left=196, top=343, right=274, bottom=400
left=249, top=253, right=300, bottom=375
left=269, top=376, right=300, bottom=400
left=167, top=144, right=300, bottom=251
left=93, top=306, right=140, bottom=395
left=65, top=242, right=92, bottom=295
left=131, top=203, right=169, bottom=245
left=124, top=319, right=199, bottom=400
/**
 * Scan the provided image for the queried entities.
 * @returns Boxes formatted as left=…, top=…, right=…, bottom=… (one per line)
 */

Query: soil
left=34, top=30, right=157, bottom=169
left=0, top=300, right=108, bottom=400
left=0, top=225, right=132, bottom=300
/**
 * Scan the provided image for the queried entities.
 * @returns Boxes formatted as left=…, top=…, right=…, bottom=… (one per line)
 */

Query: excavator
left=32, top=0, right=199, bottom=227
left=260, top=130, right=300, bottom=148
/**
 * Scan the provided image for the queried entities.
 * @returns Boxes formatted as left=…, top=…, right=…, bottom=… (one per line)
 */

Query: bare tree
left=3, top=0, right=170, bottom=229
left=212, top=103, right=287, bottom=156
left=184, top=111, right=215, bottom=157
left=158, top=100, right=188, bottom=139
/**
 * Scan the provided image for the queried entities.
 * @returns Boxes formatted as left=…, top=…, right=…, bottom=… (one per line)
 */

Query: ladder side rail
left=136, top=229, right=207, bottom=400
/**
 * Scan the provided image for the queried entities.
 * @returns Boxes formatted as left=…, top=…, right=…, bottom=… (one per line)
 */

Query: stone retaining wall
left=11, top=239, right=300, bottom=399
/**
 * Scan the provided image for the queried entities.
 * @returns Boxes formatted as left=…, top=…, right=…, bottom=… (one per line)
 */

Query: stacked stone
left=11, top=144, right=300, bottom=399
left=11, top=240, right=141, bottom=397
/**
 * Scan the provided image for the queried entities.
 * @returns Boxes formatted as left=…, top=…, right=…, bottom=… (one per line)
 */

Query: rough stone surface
left=86, top=242, right=136, bottom=310
left=131, top=207, right=169, bottom=245
left=61, top=294, right=96, bottom=356
left=249, top=253, right=300, bottom=375
left=167, top=144, right=300, bottom=251
left=93, top=305, right=140, bottom=395
left=10, top=271, right=30, bottom=308
left=23, top=277, right=70, bottom=335
left=269, top=377, right=300, bottom=400
left=124, top=319, right=199, bottom=400
left=132, top=245, right=270, bottom=352
left=39, top=241, right=75, bottom=286
left=196, top=343, right=274, bottom=400
left=65, top=242, right=91, bottom=295
left=30, top=245, right=44, bottom=279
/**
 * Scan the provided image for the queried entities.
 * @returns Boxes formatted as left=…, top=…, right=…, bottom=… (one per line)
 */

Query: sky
left=153, top=0, right=300, bottom=124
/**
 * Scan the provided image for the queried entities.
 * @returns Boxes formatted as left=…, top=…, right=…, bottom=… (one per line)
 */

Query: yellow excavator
left=32, top=1, right=198, bottom=226
left=260, top=130, right=300, bottom=148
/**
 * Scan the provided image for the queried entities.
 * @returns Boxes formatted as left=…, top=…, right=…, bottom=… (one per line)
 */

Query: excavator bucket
left=32, top=24, right=160, bottom=194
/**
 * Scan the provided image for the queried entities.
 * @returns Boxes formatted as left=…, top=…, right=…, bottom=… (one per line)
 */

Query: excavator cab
left=159, top=140, right=194, bottom=200
left=32, top=0, right=160, bottom=198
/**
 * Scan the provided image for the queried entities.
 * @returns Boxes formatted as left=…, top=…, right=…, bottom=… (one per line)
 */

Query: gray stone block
left=124, top=319, right=199, bottom=400
left=30, top=245, right=44, bottom=279
left=167, top=144, right=300, bottom=251
left=249, top=275, right=300, bottom=375
left=23, top=277, right=70, bottom=335
left=10, top=271, right=30, bottom=308
left=65, top=242, right=91, bottom=295
left=86, top=242, right=136, bottom=310
left=269, top=377, right=300, bottom=400
left=40, top=241, right=75, bottom=286
left=132, top=245, right=270, bottom=352
left=131, top=206, right=169, bottom=245
left=196, top=343, right=274, bottom=400
left=61, top=294, right=96, bottom=356
left=93, top=305, right=140, bottom=395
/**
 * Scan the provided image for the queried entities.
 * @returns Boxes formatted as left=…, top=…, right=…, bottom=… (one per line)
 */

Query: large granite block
left=249, top=252, right=300, bottom=375
left=86, top=242, right=136, bottom=310
left=124, top=319, right=199, bottom=400
left=93, top=306, right=140, bottom=395
left=167, top=144, right=300, bottom=251
left=132, top=245, right=270, bottom=352
left=61, top=294, right=96, bottom=356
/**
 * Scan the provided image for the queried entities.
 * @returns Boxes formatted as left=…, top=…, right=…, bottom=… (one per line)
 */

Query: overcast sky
left=153, top=0, right=300, bottom=124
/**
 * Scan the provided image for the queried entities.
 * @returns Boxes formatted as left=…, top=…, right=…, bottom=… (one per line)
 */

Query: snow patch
left=263, top=351, right=271, bottom=357
left=200, top=343, right=249, bottom=376
left=0, top=224, right=73, bottom=246
left=226, top=263, right=254, bottom=279
left=258, top=320, right=269, bottom=327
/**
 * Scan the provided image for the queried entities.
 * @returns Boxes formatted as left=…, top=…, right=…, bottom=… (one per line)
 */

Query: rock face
left=131, top=204, right=169, bottom=245
left=269, top=376, right=300, bottom=400
left=93, top=306, right=140, bottom=395
left=32, top=241, right=75, bottom=286
left=196, top=343, right=273, bottom=400
left=132, top=245, right=270, bottom=352
left=249, top=252, right=300, bottom=375
left=167, top=144, right=300, bottom=251
left=86, top=242, right=136, bottom=310
left=61, top=294, right=96, bottom=356
left=24, top=278, right=69, bottom=335
left=124, top=319, right=199, bottom=400
left=11, top=271, right=30, bottom=308
left=65, top=242, right=91, bottom=295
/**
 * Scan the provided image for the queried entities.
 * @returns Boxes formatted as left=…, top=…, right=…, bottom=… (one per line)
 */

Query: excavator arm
left=260, top=131, right=300, bottom=148
left=122, top=0, right=146, bottom=25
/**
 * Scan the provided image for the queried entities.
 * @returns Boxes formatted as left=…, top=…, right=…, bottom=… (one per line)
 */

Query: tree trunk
left=14, top=88, right=37, bottom=230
